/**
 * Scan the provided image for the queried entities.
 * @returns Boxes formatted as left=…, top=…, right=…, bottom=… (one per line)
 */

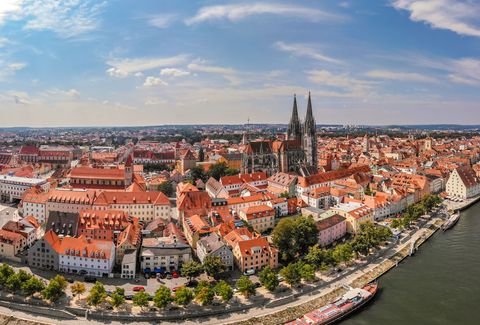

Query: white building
left=58, top=236, right=115, bottom=277
left=140, top=237, right=191, bottom=272
left=121, top=249, right=137, bottom=279
left=0, top=175, right=50, bottom=202
left=446, top=165, right=480, bottom=199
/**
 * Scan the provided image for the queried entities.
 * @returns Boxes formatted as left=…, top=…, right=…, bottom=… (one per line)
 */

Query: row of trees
left=0, top=264, right=67, bottom=302
left=391, top=194, right=442, bottom=229
left=180, top=256, right=227, bottom=280
left=190, top=162, right=239, bottom=183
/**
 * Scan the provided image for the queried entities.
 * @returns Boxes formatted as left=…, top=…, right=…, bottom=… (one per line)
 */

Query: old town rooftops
left=69, top=166, right=125, bottom=180
left=94, top=191, right=170, bottom=206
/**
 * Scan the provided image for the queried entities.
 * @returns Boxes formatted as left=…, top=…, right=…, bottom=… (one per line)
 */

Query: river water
left=344, top=202, right=480, bottom=325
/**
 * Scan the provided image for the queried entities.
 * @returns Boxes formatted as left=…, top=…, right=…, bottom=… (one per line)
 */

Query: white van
left=243, top=269, right=255, bottom=276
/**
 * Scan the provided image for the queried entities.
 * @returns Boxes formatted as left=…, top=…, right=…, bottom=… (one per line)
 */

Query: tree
left=332, top=243, right=354, bottom=265
left=158, top=180, right=174, bottom=197
left=305, top=244, right=335, bottom=269
left=133, top=291, right=150, bottom=309
left=190, top=166, right=207, bottom=183
left=198, top=147, right=205, bottom=162
left=194, top=281, right=214, bottom=306
left=280, top=263, right=302, bottom=287
left=214, top=280, right=233, bottom=302
left=225, top=167, right=239, bottom=176
left=279, top=191, right=290, bottom=198
left=236, top=276, right=256, bottom=298
left=207, top=162, right=228, bottom=180
left=109, top=288, right=125, bottom=309
left=0, top=264, right=14, bottom=285
left=22, top=276, right=45, bottom=296
left=259, top=266, right=279, bottom=292
left=86, top=282, right=107, bottom=307
left=181, top=261, right=203, bottom=281
left=203, top=255, right=226, bottom=278
left=6, top=273, right=23, bottom=293
left=153, top=286, right=172, bottom=308
left=272, top=216, right=319, bottom=262
left=41, top=276, right=67, bottom=303
left=174, top=287, right=194, bottom=306
left=300, top=263, right=316, bottom=282
left=70, top=282, right=86, bottom=297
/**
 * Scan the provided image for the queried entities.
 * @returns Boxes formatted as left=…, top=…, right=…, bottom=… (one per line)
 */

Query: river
left=344, top=202, right=480, bottom=325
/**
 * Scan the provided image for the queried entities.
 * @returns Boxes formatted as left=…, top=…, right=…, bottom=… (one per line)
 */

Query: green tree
left=153, top=286, right=172, bottom=308
left=181, top=261, right=203, bottom=281
left=332, top=243, right=354, bottom=265
left=272, top=216, right=319, bottom=262
left=190, top=166, right=207, bottom=183
left=41, top=276, right=67, bottom=303
left=214, top=280, right=233, bottom=302
left=194, top=281, right=215, bottom=306
left=236, top=276, right=256, bottom=298
left=109, top=288, right=125, bottom=308
left=158, top=180, right=174, bottom=197
left=0, top=264, right=14, bottom=285
left=203, top=255, right=226, bottom=278
left=133, top=291, right=150, bottom=309
left=198, top=147, right=205, bottom=162
left=259, top=266, right=279, bottom=292
left=225, top=167, right=240, bottom=176
left=86, top=282, right=107, bottom=307
left=21, top=276, right=45, bottom=296
left=305, top=244, right=335, bottom=269
left=174, top=286, right=194, bottom=306
left=70, top=281, right=86, bottom=297
left=300, top=263, right=316, bottom=282
left=280, top=263, right=302, bottom=287
left=207, top=162, right=228, bottom=180
left=6, top=273, right=23, bottom=292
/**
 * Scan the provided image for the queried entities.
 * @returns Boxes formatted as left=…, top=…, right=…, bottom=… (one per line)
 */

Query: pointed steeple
left=304, top=91, right=315, bottom=136
left=287, top=94, right=302, bottom=140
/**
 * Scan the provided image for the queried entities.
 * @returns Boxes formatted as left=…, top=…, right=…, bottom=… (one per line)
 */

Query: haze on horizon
left=0, top=0, right=479, bottom=127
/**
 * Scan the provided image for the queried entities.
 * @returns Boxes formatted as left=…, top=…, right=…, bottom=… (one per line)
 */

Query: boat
left=285, top=283, right=378, bottom=325
left=442, top=211, right=460, bottom=231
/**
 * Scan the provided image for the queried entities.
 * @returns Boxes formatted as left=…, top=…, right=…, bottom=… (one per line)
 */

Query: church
left=242, top=93, right=318, bottom=176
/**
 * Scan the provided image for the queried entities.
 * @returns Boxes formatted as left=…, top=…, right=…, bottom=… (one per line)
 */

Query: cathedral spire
left=287, top=94, right=302, bottom=140
left=304, top=91, right=315, bottom=136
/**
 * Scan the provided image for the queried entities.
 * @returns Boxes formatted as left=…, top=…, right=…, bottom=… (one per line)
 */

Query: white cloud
left=366, top=69, right=437, bottom=83
left=274, top=41, right=343, bottom=65
left=307, top=69, right=374, bottom=96
left=392, top=0, right=480, bottom=37
left=0, top=37, right=10, bottom=47
left=3, top=0, right=108, bottom=39
left=185, top=2, right=341, bottom=25
left=187, top=62, right=240, bottom=84
left=160, top=68, right=190, bottom=77
left=106, top=54, right=188, bottom=78
left=447, top=58, right=480, bottom=86
left=143, top=76, right=168, bottom=87
left=148, top=14, right=177, bottom=29
left=0, top=61, right=27, bottom=80
left=0, top=1, right=22, bottom=25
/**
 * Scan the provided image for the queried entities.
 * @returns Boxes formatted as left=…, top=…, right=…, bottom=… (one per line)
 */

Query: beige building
left=331, top=202, right=374, bottom=234
left=446, top=165, right=480, bottom=199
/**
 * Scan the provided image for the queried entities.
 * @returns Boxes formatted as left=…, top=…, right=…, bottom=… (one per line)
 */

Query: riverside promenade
left=0, top=215, right=446, bottom=325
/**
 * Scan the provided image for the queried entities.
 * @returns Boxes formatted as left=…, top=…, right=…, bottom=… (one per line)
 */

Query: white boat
left=442, top=212, right=460, bottom=231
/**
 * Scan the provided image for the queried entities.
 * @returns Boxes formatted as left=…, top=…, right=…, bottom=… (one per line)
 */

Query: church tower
left=287, top=94, right=302, bottom=141
left=303, top=92, right=317, bottom=170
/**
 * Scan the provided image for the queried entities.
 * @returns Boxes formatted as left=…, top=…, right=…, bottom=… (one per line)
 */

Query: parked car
left=133, top=286, right=145, bottom=292
left=125, top=295, right=133, bottom=300
left=66, top=277, right=74, bottom=283
left=144, top=273, right=150, bottom=279
left=79, top=270, right=87, bottom=275
left=243, top=269, right=255, bottom=276
left=172, top=271, right=179, bottom=278
left=84, top=276, right=97, bottom=283
left=166, top=274, right=173, bottom=280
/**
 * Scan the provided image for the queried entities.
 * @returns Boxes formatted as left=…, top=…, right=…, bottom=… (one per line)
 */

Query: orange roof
left=58, top=236, right=114, bottom=260
left=224, top=228, right=254, bottom=247
left=0, top=229, right=24, bottom=244
left=78, top=209, right=131, bottom=230
left=237, top=237, right=275, bottom=257
left=94, top=191, right=170, bottom=206
left=298, top=165, right=371, bottom=187
left=227, top=194, right=267, bottom=205
left=242, top=205, right=274, bottom=220
left=70, top=166, right=125, bottom=180
left=48, top=189, right=97, bottom=204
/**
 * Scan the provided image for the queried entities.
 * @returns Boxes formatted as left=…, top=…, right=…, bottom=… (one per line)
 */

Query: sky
left=0, top=0, right=480, bottom=127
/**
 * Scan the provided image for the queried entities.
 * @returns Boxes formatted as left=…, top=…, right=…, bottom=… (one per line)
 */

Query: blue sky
left=0, top=0, right=479, bottom=127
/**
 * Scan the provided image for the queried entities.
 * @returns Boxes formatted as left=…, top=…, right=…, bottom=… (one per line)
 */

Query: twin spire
left=287, top=92, right=316, bottom=140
